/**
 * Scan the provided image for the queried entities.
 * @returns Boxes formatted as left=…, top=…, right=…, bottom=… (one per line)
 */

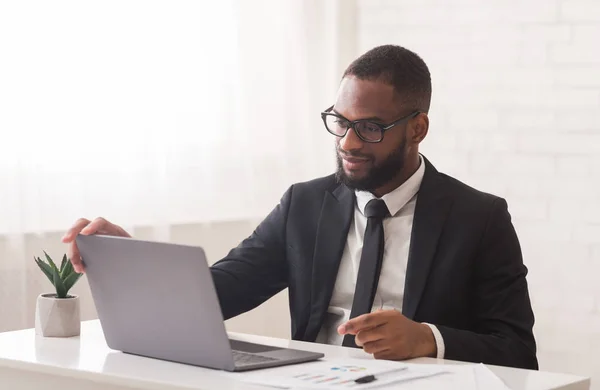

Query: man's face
left=333, top=76, right=411, bottom=192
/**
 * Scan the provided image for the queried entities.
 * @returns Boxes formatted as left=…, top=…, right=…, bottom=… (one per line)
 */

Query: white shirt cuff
left=423, top=323, right=445, bottom=359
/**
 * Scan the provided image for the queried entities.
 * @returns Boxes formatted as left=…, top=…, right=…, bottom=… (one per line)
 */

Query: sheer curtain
left=0, top=0, right=355, bottom=332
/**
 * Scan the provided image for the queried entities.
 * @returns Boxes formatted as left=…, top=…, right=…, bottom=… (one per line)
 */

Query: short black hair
left=343, top=45, right=432, bottom=113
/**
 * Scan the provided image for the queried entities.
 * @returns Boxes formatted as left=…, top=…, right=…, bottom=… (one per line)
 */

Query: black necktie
left=343, top=198, right=390, bottom=348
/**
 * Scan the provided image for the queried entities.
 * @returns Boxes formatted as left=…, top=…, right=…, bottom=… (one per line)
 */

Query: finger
left=338, top=311, right=390, bottom=335
left=114, top=224, right=132, bottom=238
left=362, top=339, right=390, bottom=355
left=373, top=349, right=395, bottom=360
left=80, top=217, right=111, bottom=235
left=68, top=240, right=85, bottom=274
left=355, top=326, right=386, bottom=347
left=61, top=218, right=91, bottom=243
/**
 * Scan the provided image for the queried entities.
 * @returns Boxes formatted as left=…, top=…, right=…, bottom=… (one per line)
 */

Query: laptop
left=76, top=234, right=324, bottom=372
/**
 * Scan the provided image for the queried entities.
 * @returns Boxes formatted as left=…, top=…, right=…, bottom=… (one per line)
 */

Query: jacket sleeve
left=436, top=198, right=538, bottom=370
left=210, top=186, right=292, bottom=320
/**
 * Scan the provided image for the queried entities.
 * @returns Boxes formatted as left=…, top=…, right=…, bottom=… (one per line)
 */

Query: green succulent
left=34, top=252, right=82, bottom=299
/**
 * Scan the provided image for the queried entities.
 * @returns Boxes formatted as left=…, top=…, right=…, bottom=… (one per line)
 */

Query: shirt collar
left=355, top=155, right=426, bottom=217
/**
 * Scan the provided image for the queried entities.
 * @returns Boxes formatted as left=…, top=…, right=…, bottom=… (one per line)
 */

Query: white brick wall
left=358, top=0, right=600, bottom=384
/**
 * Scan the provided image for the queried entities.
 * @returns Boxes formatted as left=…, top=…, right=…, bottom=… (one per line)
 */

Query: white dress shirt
left=315, top=156, right=445, bottom=359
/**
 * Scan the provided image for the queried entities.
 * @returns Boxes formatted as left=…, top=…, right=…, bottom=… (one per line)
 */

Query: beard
left=335, top=137, right=407, bottom=192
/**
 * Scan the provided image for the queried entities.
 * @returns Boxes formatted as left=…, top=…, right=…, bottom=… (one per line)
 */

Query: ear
left=409, top=113, right=429, bottom=145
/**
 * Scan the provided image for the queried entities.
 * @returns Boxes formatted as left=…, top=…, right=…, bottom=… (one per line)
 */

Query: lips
left=342, top=155, right=370, bottom=170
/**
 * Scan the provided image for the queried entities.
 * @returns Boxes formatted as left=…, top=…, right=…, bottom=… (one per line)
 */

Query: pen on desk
left=353, top=366, right=408, bottom=384
left=354, top=374, right=377, bottom=384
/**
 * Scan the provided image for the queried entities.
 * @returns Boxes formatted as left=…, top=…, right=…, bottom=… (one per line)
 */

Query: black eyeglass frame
left=320, top=105, right=421, bottom=143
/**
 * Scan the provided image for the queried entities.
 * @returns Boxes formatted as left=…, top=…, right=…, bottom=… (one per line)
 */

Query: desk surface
left=0, top=320, right=590, bottom=390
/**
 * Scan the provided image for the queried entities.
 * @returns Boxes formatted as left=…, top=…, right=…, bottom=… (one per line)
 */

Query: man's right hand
left=61, top=217, right=131, bottom=273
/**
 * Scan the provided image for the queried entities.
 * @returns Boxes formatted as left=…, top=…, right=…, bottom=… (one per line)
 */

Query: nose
left=338, top=126, right=364, bottom=152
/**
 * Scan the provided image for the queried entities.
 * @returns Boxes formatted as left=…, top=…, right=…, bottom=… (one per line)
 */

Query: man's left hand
left=337, top=310, right=437, bottom=360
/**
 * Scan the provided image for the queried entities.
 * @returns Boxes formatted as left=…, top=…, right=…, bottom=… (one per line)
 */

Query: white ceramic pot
left=35, top=294, right=80, bottom=337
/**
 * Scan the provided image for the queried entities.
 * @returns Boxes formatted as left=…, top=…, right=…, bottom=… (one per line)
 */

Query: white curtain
left=0, top=0, right=355, bottom=331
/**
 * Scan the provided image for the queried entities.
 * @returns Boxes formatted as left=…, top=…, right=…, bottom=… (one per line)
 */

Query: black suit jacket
left=211, top=157, right=538, bottom=370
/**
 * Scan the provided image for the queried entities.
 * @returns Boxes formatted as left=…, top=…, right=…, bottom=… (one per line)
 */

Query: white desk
left=0, top=320, right=590, bottom=390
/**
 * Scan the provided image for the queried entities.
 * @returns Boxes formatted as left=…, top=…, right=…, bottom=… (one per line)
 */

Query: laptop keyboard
left=233, top=350, right=278, bottom=366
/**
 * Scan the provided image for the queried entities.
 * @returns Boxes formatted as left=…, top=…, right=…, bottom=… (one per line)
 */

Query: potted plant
left=34, top=252, right=83, bottom=337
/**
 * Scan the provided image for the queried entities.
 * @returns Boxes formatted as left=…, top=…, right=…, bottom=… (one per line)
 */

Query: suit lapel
left=402, top=157, right=453, bottom=320
left=303, top=184, right=354, bottom=341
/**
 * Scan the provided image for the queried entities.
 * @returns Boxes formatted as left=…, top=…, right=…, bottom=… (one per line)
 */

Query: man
left=63, top=45, right=538, bottom=369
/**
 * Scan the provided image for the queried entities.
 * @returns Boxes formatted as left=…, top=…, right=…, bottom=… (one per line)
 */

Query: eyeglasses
left=321, top=105, right=421, bottom=143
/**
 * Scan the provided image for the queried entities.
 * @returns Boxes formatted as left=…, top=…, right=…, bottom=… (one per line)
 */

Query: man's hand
left=61, top=217, right=131, bottom=273
left=337, top=310, right=437, bottom=360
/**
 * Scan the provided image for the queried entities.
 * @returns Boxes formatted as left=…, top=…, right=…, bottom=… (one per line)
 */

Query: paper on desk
left=474, top=363, right=511, bottom=390
left=381, top=364, right=475, bottom=390
left=347, top=363, right=511, bottom=390
left=242, top=359, right=512, bottom=390
left=241, top=358, right=450, bottom=389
